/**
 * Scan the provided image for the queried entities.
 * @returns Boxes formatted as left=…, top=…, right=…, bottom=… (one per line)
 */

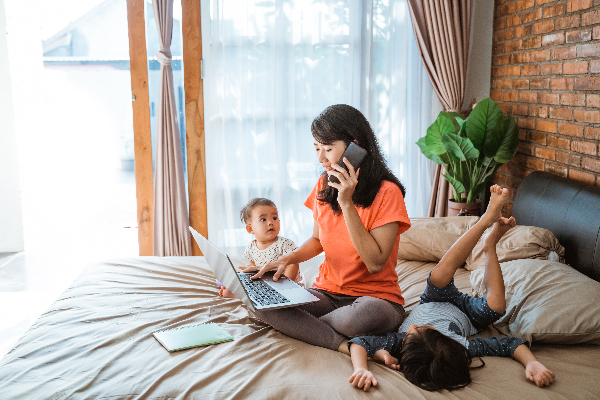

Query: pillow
left=465, top=225, right=565, bottom=271
left=398, top=216, right=479, bottom=262
left=470, top=259, right=600, bottom=344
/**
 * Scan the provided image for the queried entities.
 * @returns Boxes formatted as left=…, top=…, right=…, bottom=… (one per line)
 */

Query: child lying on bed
left=340, top=185, right=555, bottom=392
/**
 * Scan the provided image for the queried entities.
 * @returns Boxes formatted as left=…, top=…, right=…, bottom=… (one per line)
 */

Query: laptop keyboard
left=238, top=273, right=290, bottom=306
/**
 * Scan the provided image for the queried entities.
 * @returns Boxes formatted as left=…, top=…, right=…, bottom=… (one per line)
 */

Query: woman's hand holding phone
left=328, top=157, right=360, bottom=208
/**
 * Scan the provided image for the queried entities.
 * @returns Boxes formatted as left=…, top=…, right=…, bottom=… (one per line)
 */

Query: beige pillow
left=465, top=225, right=565, bottom=271
left=398, top=216, right=479, bottom=262
left=470, top=259, right=600, bottom=344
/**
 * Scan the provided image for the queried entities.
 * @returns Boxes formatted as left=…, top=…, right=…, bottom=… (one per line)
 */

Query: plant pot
left=447, top=199, right=481, bottom=217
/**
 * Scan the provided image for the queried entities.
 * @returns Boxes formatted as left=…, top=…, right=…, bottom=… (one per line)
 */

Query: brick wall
left=490, top=0, right=600, bottom=214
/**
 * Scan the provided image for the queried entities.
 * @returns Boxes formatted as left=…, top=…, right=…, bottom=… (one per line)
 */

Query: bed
left=1, top=171, right=600, bottom=399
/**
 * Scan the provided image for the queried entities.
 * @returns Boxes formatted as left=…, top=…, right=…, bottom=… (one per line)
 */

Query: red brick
left=566, top=29, right=592, bottom=43
left=520, top=92, right=538, bottom=103
left=587, top=94, right=600, bottom=108
left=497, top=29, right=516, bottom=42
left=552, top=78, right=567, bottom=90
left=571, top=140, right=598, bottom=156
left=567, top=0, right=594, bottom=12
left=545, top=162, right=569, bottom=177
left=506, top=39, right=523, bottom=52
left=507, top=14, right=523, bottom=27
left=529, top=106, right=549, bottom=118
left=524, top=8, right=543, bottom=23
left=518, top=117, right=536, bottom=129
left=538, top=0, right=559, bottom=4
left=518, top=142, right=536, bottom=156
left=505, top=66, right=521, bottom=76
left=536, top=147, right=557, bottom=160
left=495, top=79, right=512, bottom=89
left=574, top=109, right=600, bottom=123
left=537, top=120, right=557, bottom=133
left=494, top=54, right=512, bottom=66
left=556, top=15, right=581, bottom=30
left=590, top=60, right=600, bottom=73
left=513, top=79, right=530, bottom=89
left=530, top=78, right=550, bottom=89
left=544, top=3, right=567, bottom=18
left=522, top=65, right=540, bottom=76
left=494, top=18, right=507, bottom=31
left=530, top=50, right=551, bottom=62
left=569, top=169, right=596, bottom=184
left=594, top=26, right=600, bottom=40
left=515, top=25, right=533, bottom=37
left=496, top=3, right=516, bottom=17
left=534, top=20, right=555, bottom=35
left=527, top=156, right=546, bottom=171
left=503, top=91, right=519, bottom=102
left=492, top=67, right=505, bottom=78
left=542, top=33, right=565, bottom=47
left=541, top=63, right=563, bottom=75
left=494, top=42, right=507, bottom=54
left=557, top=151, right=582, bottom=166
left=522, top=37, right=542, bottom=50
left=552, top=46, right=578, bottom=60
left=582, top=10, right=600, bottom=26
left=547, top=135, right=571, bottom=150
left=513, top=104, right=529, bottom=115
left=561, top=93, right=586, bottom=107
left=550, top=107, right=573, bottom=120
left=517, top=0, right=536, bottom=11
left=577, top=43, right=600, bottom=58
left=511, top=53, right=531, bottom=64
left=540, top=93, right=560, bottom=105
left=586, top=126, right=600, bottom=140
left=519, top=128, right=528, bottom=140
left=529, top=131, right=548, bottom=145
left=582, top=157, right=600, bottom=173
left=574, top=77, right=600, bottom=90
left=559, top=123, right=584, bottom=137
left=566, top=78, right=575, bottom=91
left=491, top=90, right=502, bottom=102
left=564, top=61, right=589, bottom=74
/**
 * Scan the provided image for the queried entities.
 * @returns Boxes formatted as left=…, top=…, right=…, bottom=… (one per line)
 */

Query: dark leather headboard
left=512, top=171, right=600, bottom=282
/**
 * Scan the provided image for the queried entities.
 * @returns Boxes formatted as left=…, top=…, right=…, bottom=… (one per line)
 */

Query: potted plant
left=416, top=98, right=519, bottom=216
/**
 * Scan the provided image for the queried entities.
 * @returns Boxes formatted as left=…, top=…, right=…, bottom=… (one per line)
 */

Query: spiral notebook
left=153, top=323, right=234, bottom=352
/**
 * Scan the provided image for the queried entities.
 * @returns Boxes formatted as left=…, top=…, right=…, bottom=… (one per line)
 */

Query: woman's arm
left=329, top=159, right=399, bottom=273
left=513, top=344, right=555, bottom=387
left=247, top=220, right=323, bottom=281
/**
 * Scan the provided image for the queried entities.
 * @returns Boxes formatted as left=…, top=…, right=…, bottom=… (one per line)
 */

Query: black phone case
left=328, top=142, right=367, bottom=183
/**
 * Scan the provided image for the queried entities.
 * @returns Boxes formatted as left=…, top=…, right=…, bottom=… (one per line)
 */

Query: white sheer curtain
left=202, top=0, right=442, bottom=253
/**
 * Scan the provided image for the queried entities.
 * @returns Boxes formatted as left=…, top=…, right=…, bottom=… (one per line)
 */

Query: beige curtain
left=407, top=0, right=472, bottom=217
left=152, top=0, right=192, bottom=256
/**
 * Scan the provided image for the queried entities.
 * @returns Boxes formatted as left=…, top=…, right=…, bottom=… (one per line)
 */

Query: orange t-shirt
left=304, top=179, right=411, bottom=305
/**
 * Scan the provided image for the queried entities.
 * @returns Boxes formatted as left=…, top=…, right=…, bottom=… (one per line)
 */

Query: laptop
left=189, top=227, right=319, bottom=312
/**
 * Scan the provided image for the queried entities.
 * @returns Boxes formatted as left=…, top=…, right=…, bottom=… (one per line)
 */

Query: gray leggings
left=252, top=288, right=405, bottom=350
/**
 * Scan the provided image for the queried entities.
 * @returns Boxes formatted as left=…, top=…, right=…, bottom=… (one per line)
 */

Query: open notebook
left=153, top=323, right=234, bottom=352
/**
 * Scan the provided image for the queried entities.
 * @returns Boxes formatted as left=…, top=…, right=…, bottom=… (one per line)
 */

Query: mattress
left=0, top=256, right=598, bottom=399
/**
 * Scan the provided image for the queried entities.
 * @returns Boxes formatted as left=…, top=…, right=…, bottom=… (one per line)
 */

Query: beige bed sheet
left=0, top=257, right=598, bottom=399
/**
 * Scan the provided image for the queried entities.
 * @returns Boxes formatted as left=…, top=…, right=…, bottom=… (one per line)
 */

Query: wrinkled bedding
left=0, top=256, right=599, bottom=399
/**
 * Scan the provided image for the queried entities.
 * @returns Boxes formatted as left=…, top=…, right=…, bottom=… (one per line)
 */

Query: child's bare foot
left=219, top=286, right=237, bottom=299
left=483, top=216, right=516, bottom=250
left=480, top=185, right=511, bottom=227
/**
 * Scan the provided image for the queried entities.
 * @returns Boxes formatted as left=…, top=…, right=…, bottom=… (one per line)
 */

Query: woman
left=244, top=104, right=411, bottom=352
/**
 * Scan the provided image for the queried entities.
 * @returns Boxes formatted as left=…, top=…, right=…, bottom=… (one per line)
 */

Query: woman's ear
left=245, top=224, right=253, bottom=234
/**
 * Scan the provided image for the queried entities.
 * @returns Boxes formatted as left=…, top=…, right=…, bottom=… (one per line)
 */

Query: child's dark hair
left=240, top=198, right=277, bottom=224
left=399, top=329, right=473, bottom=391
left=311, top=104, right=406, bottom=215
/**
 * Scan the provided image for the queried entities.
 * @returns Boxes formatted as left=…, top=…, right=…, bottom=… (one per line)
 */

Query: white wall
left=462, top=0, right=494, bottom=111
left=0, top=0, right=24, bottom=252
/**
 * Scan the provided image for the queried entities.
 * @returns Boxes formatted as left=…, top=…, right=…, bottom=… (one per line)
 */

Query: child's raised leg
left=429, top=185, right=510, bottom=289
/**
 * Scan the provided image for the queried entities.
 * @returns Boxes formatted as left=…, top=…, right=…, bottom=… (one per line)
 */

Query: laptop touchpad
left=261, top=272, right=300, bottom=290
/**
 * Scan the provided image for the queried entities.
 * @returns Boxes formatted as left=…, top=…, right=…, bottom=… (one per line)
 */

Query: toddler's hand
left=348, top=368, right=378, bottom=392
left=372, top=349, right=400, bottom=370
left=525, top=360, right=555, bottom=387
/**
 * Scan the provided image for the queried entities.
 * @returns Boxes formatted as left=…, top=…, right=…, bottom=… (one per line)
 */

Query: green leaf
left=442, top=173, right=466, bottom=199
left=416, top=137, right=445, bottom=164
left=439, top=111, right=464, bottom=134
left=425, top=115, right=455, bottom=155
left=441, top=132, right=480, bottom=161
left=465, top=98, right=504, bottom=153
left=493, top=116, right=519, bottom=163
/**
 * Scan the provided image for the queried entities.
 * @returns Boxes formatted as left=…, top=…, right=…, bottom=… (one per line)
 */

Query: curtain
left=407, top=0, right=472, bottom=217
left=203, top=0, right=442, bottom=254
left=152, top=0, right=192, bottom=256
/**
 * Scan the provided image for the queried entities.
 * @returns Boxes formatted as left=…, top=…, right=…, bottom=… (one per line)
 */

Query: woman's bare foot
left=483, top=216, right=516, bottom=250
left=219, top=286, right=237, bottom=299
left=480, top=185, right=511, bottom=227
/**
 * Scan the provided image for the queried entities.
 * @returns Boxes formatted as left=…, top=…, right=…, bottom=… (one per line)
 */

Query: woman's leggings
left=252, top=288, right=405, bottom=350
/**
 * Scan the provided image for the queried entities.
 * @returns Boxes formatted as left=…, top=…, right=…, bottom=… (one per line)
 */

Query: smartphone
left=328, top=142, right=368, bottom=183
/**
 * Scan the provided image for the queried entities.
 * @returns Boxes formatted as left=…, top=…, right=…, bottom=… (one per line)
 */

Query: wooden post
left=126, top=0, right=154, bottom=256
left=182, top=0, right=208, bottom=256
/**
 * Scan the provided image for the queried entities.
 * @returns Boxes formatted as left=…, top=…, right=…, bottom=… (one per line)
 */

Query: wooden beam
left=126, top=0, right=153, bottom=256
left=182, top=0, right=208, bottom=256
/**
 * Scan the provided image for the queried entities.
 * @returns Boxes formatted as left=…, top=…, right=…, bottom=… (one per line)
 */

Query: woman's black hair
left=399, top=329, right=473, bottom=391
left=311, top=104, right=406, bottom=214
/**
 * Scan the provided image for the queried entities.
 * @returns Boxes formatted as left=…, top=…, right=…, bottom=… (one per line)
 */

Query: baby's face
left=247, top=205, right=280, bottom=243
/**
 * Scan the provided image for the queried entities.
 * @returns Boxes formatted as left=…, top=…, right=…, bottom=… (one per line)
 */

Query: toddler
left=219, top=198, right=304, bottom=298
left=341, top=185, right=555, bottom=392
